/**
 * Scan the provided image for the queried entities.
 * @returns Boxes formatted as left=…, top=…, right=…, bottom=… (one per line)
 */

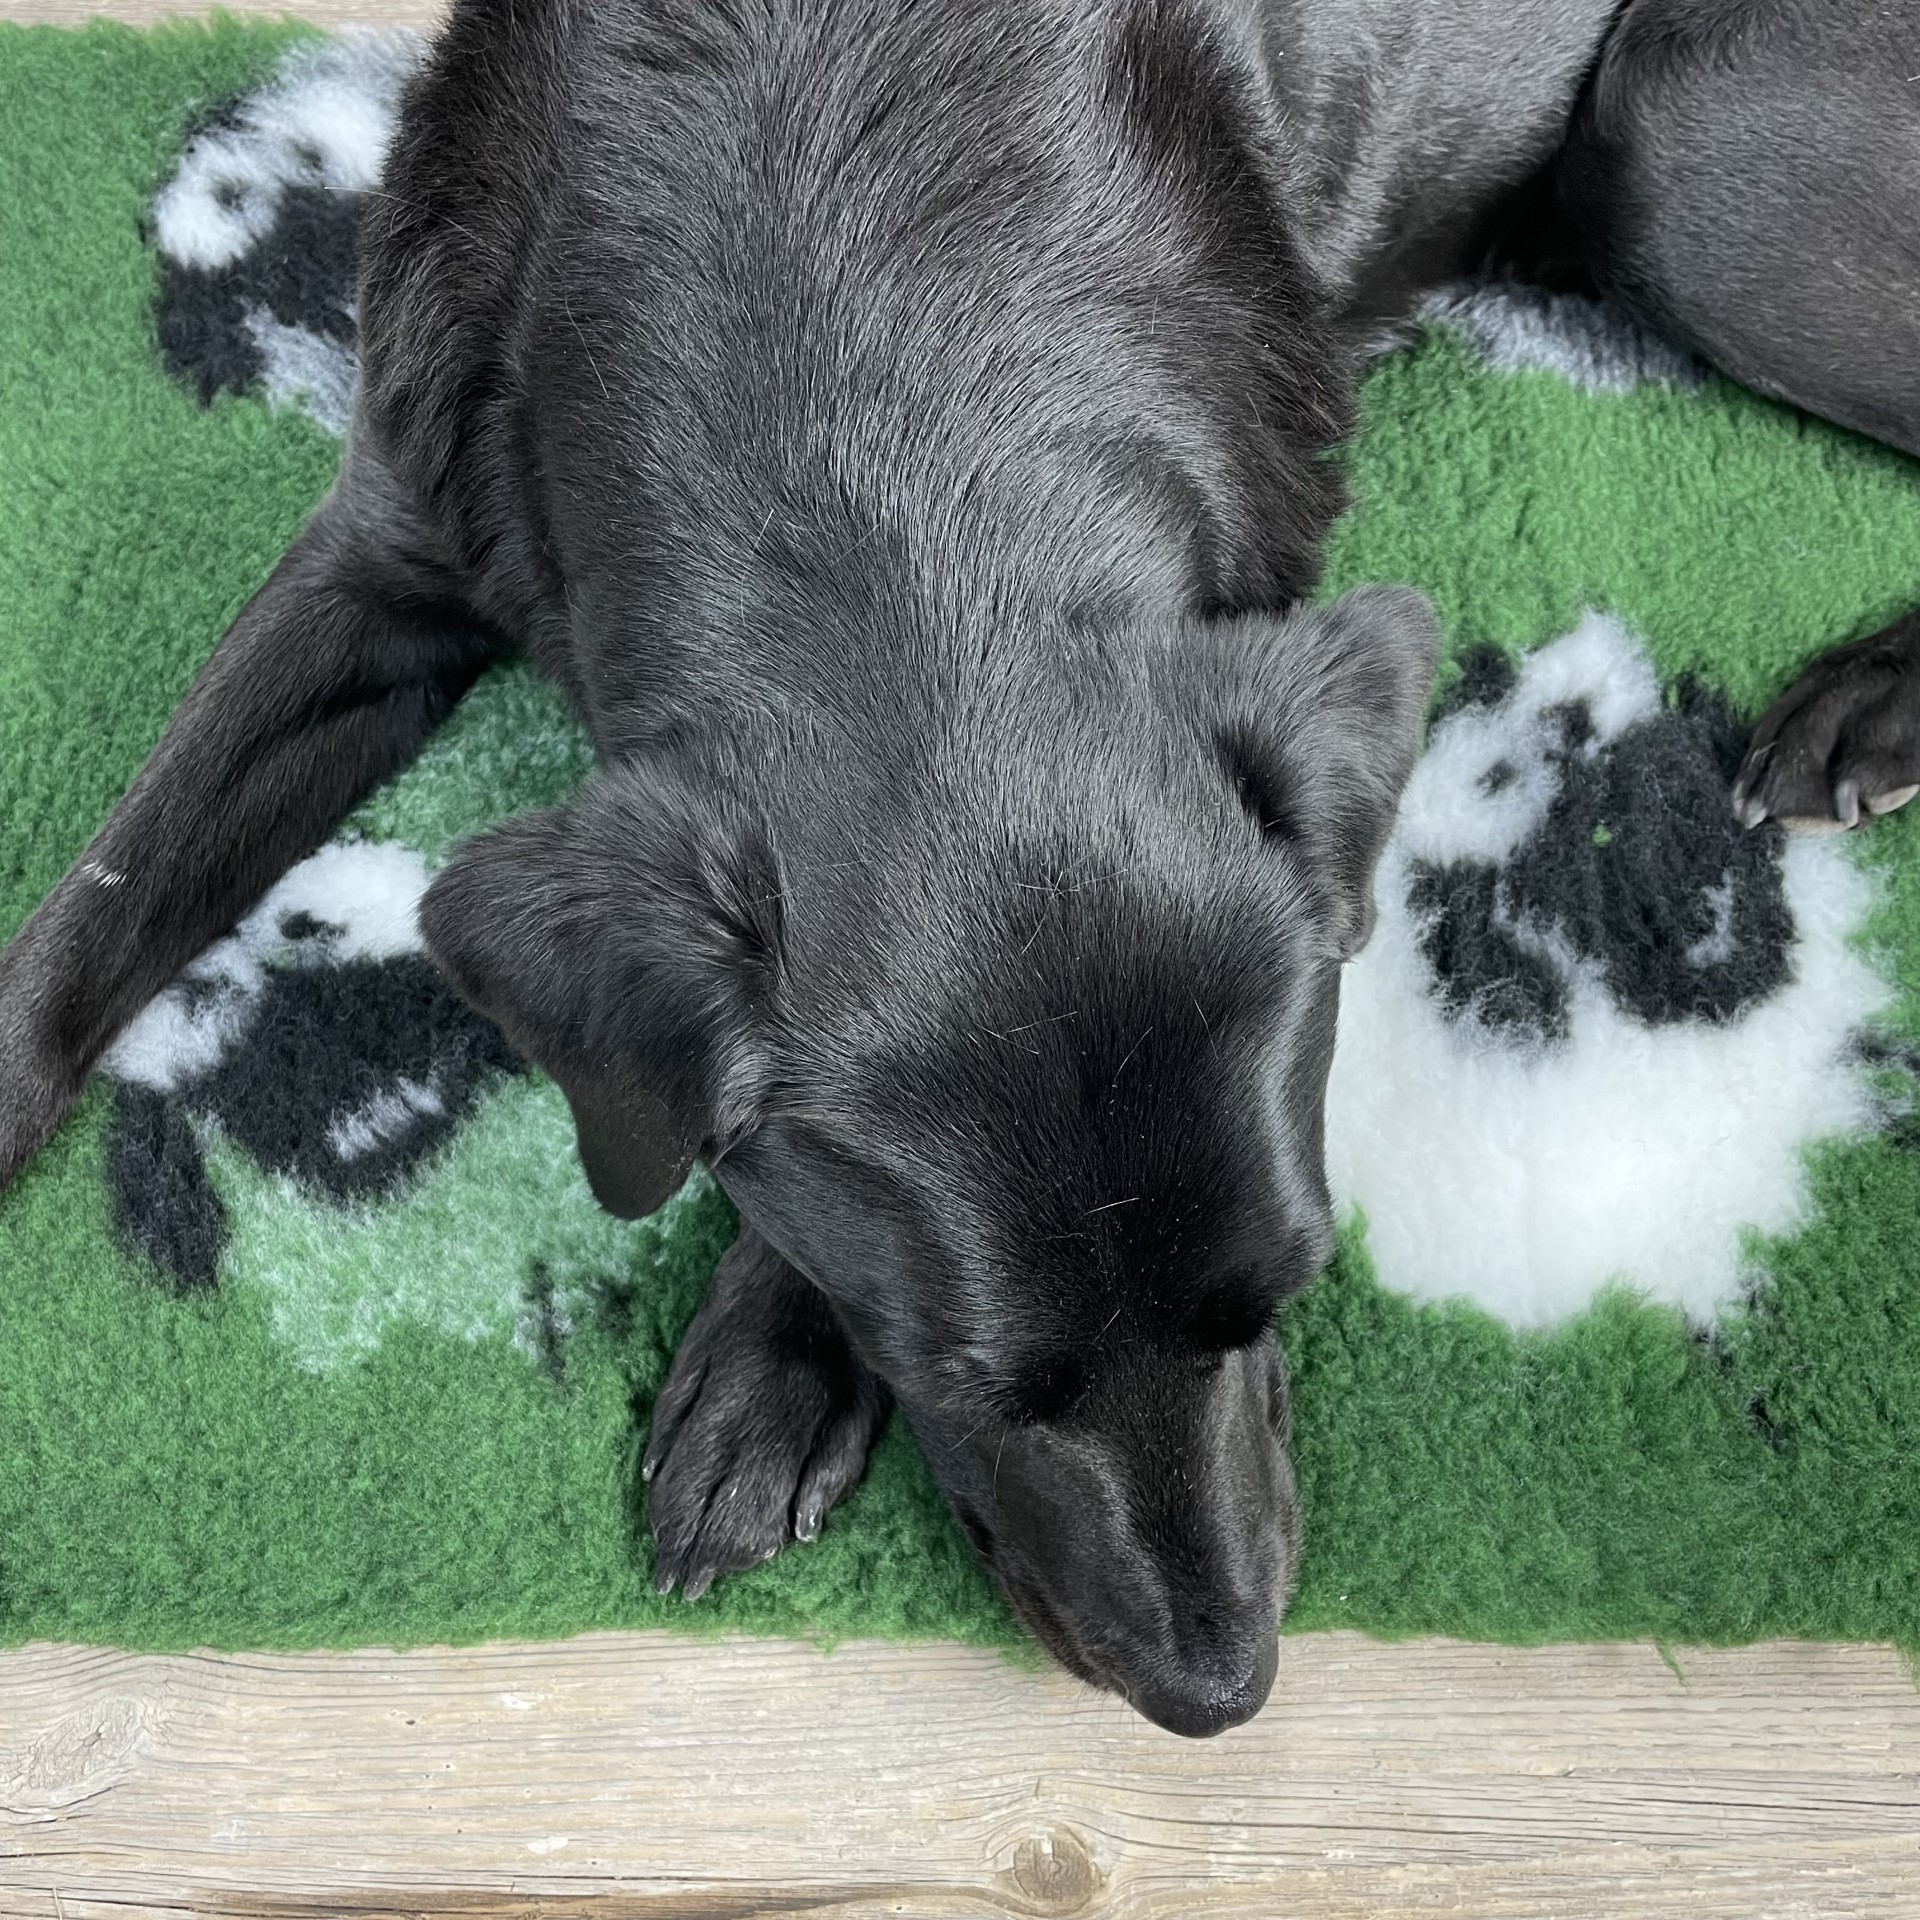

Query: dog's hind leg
left=1550, top=0, right=1920, bottom=831
left=0, top=444, right=500, bottom=1193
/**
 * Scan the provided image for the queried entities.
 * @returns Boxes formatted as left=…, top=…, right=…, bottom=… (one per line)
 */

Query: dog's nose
left=1123, top=1623, right=1279, bottom=1737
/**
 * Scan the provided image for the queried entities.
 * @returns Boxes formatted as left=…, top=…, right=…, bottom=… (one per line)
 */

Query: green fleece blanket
left=4, top=18, right=1920, bottom=1659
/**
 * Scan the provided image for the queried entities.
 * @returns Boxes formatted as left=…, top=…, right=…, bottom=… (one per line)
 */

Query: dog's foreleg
left=0, top=461, right=498, bottom=1192
left=643, top=1226, right=892, bottom=1599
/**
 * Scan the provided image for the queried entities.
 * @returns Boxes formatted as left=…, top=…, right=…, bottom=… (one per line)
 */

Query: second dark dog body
left=4, top=0, right=1919, bottom=1733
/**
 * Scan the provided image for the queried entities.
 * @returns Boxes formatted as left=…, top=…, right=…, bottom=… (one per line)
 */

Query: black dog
left=4, top=0, right=1918, bottom=1735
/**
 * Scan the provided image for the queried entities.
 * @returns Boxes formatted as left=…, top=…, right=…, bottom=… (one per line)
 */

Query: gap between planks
left=3, top=1631, right=1919, bottom=1917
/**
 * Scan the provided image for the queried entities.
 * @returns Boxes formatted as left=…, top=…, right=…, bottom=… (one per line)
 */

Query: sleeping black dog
left=4, top=0, right=1919, bottom=1735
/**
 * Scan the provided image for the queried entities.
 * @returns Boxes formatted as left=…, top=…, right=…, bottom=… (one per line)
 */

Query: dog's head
left=421, top=585, right=1435, bottom=1734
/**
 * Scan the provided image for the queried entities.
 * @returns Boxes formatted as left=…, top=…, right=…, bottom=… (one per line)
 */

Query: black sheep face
left=149, top=33, right=422, bottom=433
left=100, top=841, right=522, bottom=1292
left=1404, top=641, right=1795, bottom=1046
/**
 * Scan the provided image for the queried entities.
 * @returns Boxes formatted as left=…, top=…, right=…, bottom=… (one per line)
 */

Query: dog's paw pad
left=643, top=1238, right=889, bottom=1600
left=1734, top=628, right=1920, bottom=833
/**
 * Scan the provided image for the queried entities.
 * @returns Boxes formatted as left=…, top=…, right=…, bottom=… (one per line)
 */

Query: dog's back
left=357, top=0, right=1372, bottom=732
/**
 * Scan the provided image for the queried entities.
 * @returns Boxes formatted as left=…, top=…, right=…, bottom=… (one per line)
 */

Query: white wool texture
left=150, top=32, right=422, bottom=273
left=1417, top=283, right=1709, bottom=394
left=1324, top=614, right=1891, bottom=1329
left=244, top=307, right=361, bottom=435
left=102, top=840, right=430, bottom=1093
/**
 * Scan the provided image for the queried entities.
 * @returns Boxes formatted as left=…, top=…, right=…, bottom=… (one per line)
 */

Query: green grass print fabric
left=3, top=19, right=1919, bottom=1659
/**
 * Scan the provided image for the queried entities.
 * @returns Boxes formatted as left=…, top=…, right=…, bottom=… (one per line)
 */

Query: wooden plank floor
left=4, top=1631, right=1918, bottom=1916
left=4, top=1, right=1920, bottom=1913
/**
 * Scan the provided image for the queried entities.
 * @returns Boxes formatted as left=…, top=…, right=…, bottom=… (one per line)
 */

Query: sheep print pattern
left=3, top=21, right=1919, bottom=1655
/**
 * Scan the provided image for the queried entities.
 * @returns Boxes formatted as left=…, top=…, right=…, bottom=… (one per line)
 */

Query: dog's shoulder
left=352, top=0, right=1363, bottom=698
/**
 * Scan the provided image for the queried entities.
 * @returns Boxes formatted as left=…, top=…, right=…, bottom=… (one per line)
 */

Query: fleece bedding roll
left=3, top=20, right=1919, bottom=1658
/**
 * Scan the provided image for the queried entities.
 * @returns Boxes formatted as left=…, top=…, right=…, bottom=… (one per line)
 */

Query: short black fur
left=9, top=0, right=1920, bottom=1735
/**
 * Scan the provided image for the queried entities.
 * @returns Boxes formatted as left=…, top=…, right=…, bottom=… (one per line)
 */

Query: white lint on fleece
left=1415, top=282, right=1709, bottom=395
left=150, top=32, right=422, bottom=271
left=102, top=840, right=429, bottom=1092
left=1323, top=614, right=1893, bottom=1329
left=243, top=306, right=361, bottom=435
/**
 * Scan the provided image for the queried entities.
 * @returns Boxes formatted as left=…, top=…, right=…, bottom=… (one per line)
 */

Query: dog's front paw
left=0, top=983, right=81, bottom=1198
left=1734, top=620, right=1920, bottom=832
left=643, top=1227, right=890, bottom=1601
left=0, top=1070, right=60, bottom=1195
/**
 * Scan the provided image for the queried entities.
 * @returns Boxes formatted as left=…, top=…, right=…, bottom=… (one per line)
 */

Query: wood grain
left=2, top=4, right=1918, bottom=1916
left=4, top=1631, right=1919, bottom=1916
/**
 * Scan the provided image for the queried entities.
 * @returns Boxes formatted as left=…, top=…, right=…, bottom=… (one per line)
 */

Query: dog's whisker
left=562, top=295, right=611, bottom=404
left=1109, top=1024, right=1154, bottom=1082
left=989, top=1011, right=1080, bottom=1038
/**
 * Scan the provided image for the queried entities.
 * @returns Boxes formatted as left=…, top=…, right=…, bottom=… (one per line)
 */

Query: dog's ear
left=419, top=764, right=784, bottom=1218
left=1164, top=586, right=1439, bottom=958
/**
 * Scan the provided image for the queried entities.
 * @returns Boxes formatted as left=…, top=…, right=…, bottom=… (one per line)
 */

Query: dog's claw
left=1732, top=742, right=1771, bottom=829
left=642, top=1230, right=890, bottom=1605
left=1734, top=622, right=1920, bottom=841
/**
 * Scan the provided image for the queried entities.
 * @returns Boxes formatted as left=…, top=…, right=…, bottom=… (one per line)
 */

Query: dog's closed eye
left=1182, top=1265, right=1285, bottom=1351
left=1003, top=1353, right=1092, bottom=1426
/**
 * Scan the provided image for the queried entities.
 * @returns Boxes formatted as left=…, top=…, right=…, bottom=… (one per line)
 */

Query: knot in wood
left=1007, top=1825, right=1102, bottom=1915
